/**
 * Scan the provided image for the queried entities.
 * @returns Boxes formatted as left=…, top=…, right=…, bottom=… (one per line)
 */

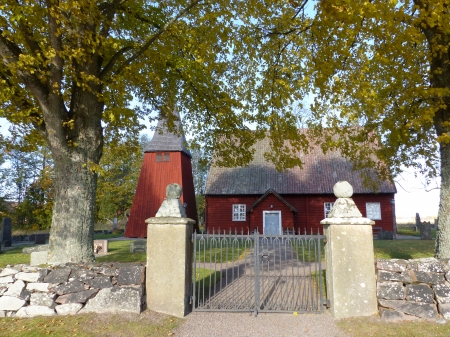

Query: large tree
left=0, top=1, right=312, bottom=263
left=299, top=0, right=450, bottom=257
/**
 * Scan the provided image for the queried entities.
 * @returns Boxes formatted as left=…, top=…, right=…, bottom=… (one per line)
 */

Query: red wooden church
left=204, top=134, right=397, bottom=235
left=125, top=109, right=197, bottom=238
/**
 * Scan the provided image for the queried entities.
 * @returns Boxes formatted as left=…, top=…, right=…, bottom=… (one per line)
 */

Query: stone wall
left=376, top=258, right=450, bottom=321
left=0, top=262, right=145, bottom=318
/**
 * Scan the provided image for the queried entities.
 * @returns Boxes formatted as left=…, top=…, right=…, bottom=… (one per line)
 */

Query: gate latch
left=260, top=249, right=269, bottom=259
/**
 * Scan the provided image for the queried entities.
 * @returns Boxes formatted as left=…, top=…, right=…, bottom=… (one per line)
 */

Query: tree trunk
left=47, top=153, right=98, bottom=263
left=435, top=142, right=450, bottom=258
left=46, top=93, right=103, bottom=264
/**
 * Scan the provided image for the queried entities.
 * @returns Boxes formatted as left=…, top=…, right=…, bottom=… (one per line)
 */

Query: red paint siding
left=125, top=152, right=198, bottom=238
left=206, top=193, right=395, bottom=235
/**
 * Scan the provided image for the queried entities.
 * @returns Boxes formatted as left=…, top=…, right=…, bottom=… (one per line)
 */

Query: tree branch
left=112, top=0, right=202, bottom=77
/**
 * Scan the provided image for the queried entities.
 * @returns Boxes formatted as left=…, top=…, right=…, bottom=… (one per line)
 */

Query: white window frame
left=232, top=204, right=246, bottom=221
left=324, top=202, right=334, bottom=219
left=366, top=202, right=381, bottom=220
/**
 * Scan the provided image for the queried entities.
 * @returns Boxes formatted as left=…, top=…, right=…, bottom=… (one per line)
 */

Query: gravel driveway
left=174, top=311, right=349, bottom=337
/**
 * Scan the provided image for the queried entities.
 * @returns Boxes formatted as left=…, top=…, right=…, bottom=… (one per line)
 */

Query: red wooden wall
left=125, top=152, right=198, bottom=238
left=205, top=193, right=395, bottom=234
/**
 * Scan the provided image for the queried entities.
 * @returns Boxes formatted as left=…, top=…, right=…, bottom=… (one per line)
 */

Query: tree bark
left=46, top=91, right=103, bottom=264
left=435, top=140, right=450, bottom=258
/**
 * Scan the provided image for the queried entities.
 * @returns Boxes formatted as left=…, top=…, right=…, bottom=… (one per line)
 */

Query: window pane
left=164, top=153, right=170, bottom=162
left=156, top=153, right=162, bottom=162
left=366, top=202, right=381, bottom=220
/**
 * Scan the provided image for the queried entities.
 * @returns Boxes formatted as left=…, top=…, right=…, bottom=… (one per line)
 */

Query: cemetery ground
left=1, top=235, right=449, bottom=336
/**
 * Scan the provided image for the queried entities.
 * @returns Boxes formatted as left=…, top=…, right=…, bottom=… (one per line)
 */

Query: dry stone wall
left=376, top=258, right=450, bottom=321
left=0, top=263, right=145, bottom=318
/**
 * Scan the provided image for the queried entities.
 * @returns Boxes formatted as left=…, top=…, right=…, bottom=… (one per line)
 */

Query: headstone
left=93, top=239, right=108, bottom=254
left=0, top=218, right=12, bottom=248
left=420, top=222, right=432, bottom=240
left=30, top=251, right=49, bottom=266
left=378, top=230, right=394, bottom=240
left=130, top=240, right=147, bottom=253
left=35, top=234, right=47, bottom=244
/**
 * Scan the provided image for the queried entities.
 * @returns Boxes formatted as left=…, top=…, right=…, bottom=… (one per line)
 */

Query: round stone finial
left=333, top=181, right=353, bottom=198
left=166, top=183, right=183, bottom=199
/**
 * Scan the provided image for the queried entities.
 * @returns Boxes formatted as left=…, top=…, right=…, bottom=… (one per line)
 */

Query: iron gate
left=191, top=230, right=326, bottom=315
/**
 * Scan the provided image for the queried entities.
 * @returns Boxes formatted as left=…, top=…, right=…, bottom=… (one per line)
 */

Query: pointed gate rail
left=191, top=230, right=326, bottom=315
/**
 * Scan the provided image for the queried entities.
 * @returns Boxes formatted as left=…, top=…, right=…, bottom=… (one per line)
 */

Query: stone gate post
left=320, top=181, right=378, bottom=318
left=145, top=183, right=196, bottom=318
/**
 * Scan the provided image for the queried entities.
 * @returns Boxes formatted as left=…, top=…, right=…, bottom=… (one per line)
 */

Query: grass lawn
left=0, top=311, right=182, bottom=337
left=95, top=240, right=146, bottom=263
left=194, top=237, right=253, bottom=263
left=397, top=226, right=437, bottom=238
left=337, top=316, right=450, bottom=337
left=373, top=239, right=435, bottom=259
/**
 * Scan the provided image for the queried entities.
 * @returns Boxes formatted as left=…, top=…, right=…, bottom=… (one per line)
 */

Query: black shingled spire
left=144, top=106, right=191, bottom=157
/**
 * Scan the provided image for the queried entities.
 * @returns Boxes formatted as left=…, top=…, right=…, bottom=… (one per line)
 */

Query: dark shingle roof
left=205, top=134, right=396, bottom=195
left=144, top=107, right=191, bottom=157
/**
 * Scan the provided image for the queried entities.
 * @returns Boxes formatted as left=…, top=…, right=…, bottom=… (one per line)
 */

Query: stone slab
left=30, top=292, right=57, bottom=308
left=55, top=303, right=83, bottom=315
left=376, top=260, right=408, bottom=272
left=409, top=258, right=446, bottom=273
left=0, top=276, right=14, bottom=284
left=438, top=303, right=450, bottom=319
left=70, top=268, right=97, bottom=280
left=117, top=265, right=145, bottom=285
left=15, top=271, right=43, bottom=282
left=414, top=270, right=445, bottom=285
left=82, top=287, right=141, bottom=314
left=4, top=280, right=26, bottom=297
left=379, top=299, right=439, bottom=320
left=0, top=268, right=19, bottom=277
left=406, top=284, right=434, bottom=303
left=30, top=251, right=49, bottom=266
left=15, top=305, right=56, bottom=317
left=434, top=284, right=450, bottom=304
left=380, top=308, right=419, bottom=322
left=378, top=270, right=412, bottom=283
left=44, top=268, right=71, bottom=283
left=0, top=296, right=26, bottom=311
left=377, top=282, right=405, bottom=300
left=84, top=276, right=112, bottom=289
left=53, top=280, right=86, bottom=295
left=27, top=282, right=51, bottom=292
left=55, top=289, right=99, bottom=304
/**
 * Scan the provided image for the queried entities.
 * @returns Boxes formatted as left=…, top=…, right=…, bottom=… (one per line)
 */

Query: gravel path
left=174, top=311, right=350, bottom=337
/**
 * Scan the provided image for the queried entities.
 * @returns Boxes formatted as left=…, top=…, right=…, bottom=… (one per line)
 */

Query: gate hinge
left=323, top=235, right=328, bottom=244
left=323, top=299, right=330, bottom=308
left=189, top=296, right=193, bottom=305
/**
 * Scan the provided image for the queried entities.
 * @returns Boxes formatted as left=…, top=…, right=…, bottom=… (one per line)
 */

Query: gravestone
left=93, top=240, right=108, bottom=254
left=1, top=218, right=12, bottom=248
left=378, top=230, right=394, bottom=240
left=35, top=234, right=47, bottom=244
left=130, top=240, right=146, bottom=253
left=420, top=222, right=432, bottom=240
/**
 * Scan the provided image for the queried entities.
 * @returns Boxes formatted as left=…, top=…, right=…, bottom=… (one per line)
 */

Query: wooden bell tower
left=125, top=108, right=197, bottom=237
